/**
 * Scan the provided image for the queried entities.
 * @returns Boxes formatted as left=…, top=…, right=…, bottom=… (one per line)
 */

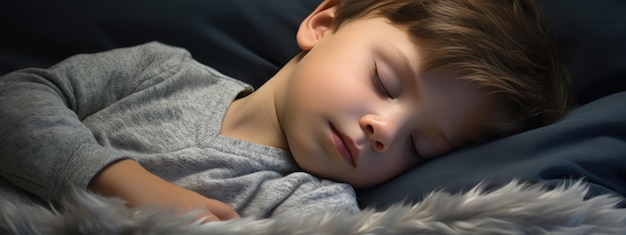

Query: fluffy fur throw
left=1, top=180, right=625, bottom=235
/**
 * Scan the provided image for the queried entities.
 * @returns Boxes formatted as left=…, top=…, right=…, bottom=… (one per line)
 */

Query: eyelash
left=371, top=63, right=393, bottom=99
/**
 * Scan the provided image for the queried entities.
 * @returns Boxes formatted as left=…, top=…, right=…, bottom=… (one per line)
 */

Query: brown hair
left=333, top=0, right=575, bottom=136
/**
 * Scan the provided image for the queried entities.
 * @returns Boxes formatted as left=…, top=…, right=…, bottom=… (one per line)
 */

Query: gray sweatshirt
left=0, top=42, right=358, bottom=218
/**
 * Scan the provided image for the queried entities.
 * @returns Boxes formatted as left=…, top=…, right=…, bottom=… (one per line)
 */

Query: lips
left=330, top=123, right=358, bottom=166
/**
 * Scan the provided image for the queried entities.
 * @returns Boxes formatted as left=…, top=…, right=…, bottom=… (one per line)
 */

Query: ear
left=296, top=0, right=339, bottom=51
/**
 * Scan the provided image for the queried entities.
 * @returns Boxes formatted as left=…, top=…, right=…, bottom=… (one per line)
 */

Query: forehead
left=339, top=16, right=414, bottom=41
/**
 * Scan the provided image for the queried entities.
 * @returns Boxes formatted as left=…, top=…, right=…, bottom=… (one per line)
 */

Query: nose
left=359, top=114, right=399, bottom=153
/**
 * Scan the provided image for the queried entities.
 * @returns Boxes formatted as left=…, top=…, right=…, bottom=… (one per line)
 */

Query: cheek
left=386, top=151, right=419, bottom=175
left=291, top=65, right=372, bottom=113
left=357, top=151, right=418, bottom=187
left=291, top=39, right=374, bottom=102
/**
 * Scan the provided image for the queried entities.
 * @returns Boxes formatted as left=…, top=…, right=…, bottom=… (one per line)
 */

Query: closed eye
left=371, top=62, right=393, bottom=99
left=409, top=135, right=425, bottom=161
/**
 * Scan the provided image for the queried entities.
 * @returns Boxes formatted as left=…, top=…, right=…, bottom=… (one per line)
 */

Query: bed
left=1, top=0, right=625, bottom=234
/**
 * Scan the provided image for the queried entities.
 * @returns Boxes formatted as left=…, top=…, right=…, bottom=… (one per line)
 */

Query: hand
left=123, top=179, right=240, bottom=223
left=89, top=159, right=240, bottom=222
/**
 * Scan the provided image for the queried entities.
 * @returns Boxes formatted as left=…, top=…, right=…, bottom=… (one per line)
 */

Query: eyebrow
left=385, top=45, right=417, bottom=83
left=374, top=44, right=416, bottom=81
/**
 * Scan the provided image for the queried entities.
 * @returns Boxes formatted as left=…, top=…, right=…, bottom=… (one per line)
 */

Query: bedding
left=1, top=0, right=625, bottom=234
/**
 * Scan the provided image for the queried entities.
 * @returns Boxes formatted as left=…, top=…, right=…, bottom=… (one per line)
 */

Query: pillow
left=0, top=0, right=321, bottom=88
left=536, top=0, right=626, bottom=104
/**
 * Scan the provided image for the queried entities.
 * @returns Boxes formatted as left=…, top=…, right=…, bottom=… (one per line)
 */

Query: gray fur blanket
left=1, top=180, right=625, bottom=235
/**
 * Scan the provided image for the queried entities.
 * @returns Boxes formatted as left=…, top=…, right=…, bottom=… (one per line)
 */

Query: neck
left=220, top=81, right=286, bottom=149
left=220, top=56, right=299, bottom=150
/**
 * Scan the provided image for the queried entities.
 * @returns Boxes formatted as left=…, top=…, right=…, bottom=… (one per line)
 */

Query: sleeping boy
left=0, top=0, right=573, bottom=222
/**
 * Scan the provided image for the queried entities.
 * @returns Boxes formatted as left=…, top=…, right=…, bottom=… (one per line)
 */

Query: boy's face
left=278, top=16, right=493, bottom=188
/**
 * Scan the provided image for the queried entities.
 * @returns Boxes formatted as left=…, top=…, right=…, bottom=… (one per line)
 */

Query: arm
left=0, top=43, right=167, bottom=202
left=0, top=42, right=238, bottom=221
left=90, top=159, right=239, bottom=222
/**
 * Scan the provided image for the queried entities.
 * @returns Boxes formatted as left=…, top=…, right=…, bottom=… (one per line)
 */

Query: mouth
left=330, top=123, right=358, bottom=167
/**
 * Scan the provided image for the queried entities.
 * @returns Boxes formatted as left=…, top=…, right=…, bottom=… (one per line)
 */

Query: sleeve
left=0, top=42, right=193, bottom=202
left=271, top=177, right=360, bottom=219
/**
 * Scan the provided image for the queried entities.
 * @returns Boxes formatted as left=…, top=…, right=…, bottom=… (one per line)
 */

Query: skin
left=91, top=0, right=494, bottom=223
